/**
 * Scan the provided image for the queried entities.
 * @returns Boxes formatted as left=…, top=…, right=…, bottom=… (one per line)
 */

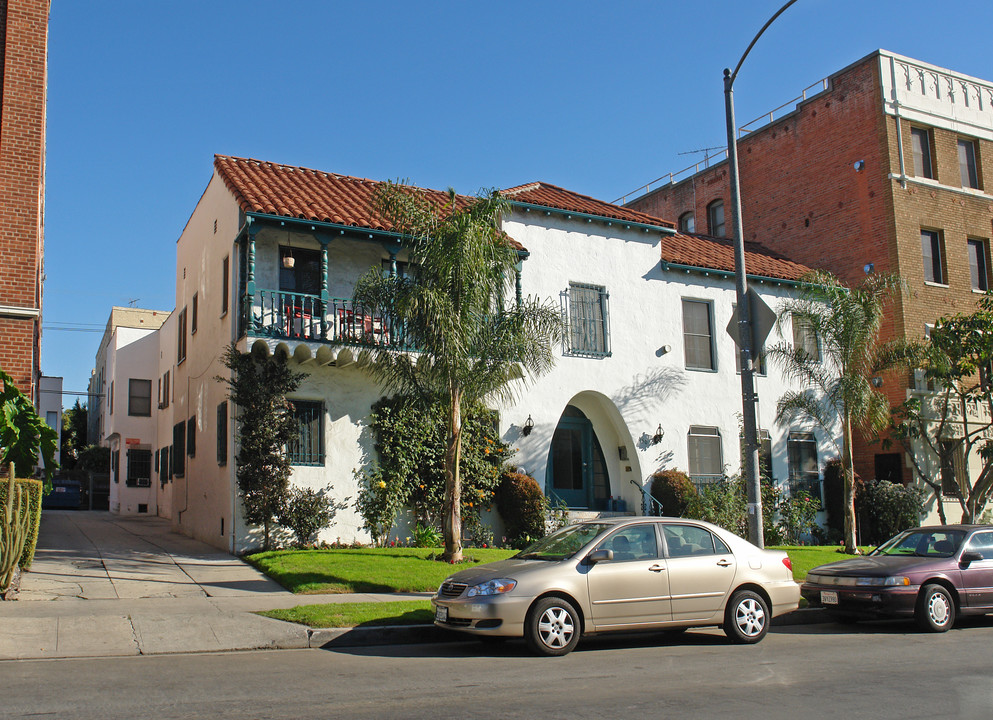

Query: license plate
left=55, top=487, right=66, bottom=493
left=821, top=590, right=839, bottom=605
left=435, top=605, right=448, bottom=622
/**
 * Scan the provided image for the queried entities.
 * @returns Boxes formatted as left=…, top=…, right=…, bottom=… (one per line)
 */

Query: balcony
left=244, top=289, right=411, bottom=350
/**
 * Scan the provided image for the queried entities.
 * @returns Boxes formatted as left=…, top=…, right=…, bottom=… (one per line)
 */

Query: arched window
left=678, top=212, right=695, bottom=233
left=707, top=200, right=725, bottom=237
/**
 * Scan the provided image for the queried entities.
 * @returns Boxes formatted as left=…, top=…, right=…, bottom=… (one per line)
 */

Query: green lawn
left=771, top=545, right=869, bottom=581
left=259, top=600, right=434, bottom=628
left=245, top=547, right=516, bottom=594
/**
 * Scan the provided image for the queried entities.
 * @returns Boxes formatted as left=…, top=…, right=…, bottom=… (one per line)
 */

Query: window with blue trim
left=287, top=400, right=324, bottom=466
left=566, top=283, right=610, bottom=357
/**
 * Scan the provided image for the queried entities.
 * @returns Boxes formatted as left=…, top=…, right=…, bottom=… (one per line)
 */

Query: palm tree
left=354, top=182, right=562, bottom=561
left=768, top=270, right=901, bottom=553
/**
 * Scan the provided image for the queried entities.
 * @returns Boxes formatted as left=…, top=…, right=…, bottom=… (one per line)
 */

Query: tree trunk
left=842, top=417, right=859, bottom=554
left=443, top=386, right=463, bottom=563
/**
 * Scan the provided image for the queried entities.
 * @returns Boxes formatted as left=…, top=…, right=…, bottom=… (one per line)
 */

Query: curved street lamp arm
left=727, top=0, right=801, bottom=87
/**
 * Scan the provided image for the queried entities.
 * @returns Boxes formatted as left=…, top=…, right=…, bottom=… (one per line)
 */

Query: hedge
left=0, top=477, right=44, bottom=568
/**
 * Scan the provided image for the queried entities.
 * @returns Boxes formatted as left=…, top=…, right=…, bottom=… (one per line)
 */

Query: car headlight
left=466, top=578, right=517, bottom=597
left=855, top=576, right=910, bottom=587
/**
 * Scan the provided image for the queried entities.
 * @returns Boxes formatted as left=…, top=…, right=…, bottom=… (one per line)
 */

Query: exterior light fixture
left=863, top=263, right=874, bottom=274
left=651, top=424, right=665, bottom=445
left=283, top=235, right=295, bottom=269
left=522, top=415, right=534, bottom=436
left=871, top=377, right=884, bottom=388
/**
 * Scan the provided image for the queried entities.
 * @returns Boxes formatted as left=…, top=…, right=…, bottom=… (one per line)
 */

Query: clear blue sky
left=41, top=0, right=993, bottom=403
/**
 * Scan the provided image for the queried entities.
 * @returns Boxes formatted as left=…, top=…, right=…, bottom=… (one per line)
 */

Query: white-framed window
left=921, top=229, right=946, bottom=285
left=678, top=212, right=695, bottom=233
left=566, top=283, right=610, bottom=357
left=968, top=238, right=990, bottom=292
left=792, top=316, right=820, bottom=361
left=958, top=138, right=980, bottom=189
left=787, top=431, right=820, bottom=500
left=128, top=379, right=152, bottom=417
left=688, top=425, right=723, bottom=488
left=707, top=200, right=725, bottom=237
left=682, top=298, right=715, bottom=371
left=911, top=127, right=934, bottom=179
left=940, top=439, right=966, bottom=498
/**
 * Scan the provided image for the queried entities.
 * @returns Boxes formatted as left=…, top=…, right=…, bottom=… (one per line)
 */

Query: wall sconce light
left=521, top=415, right=534, bottom=436
left=283, top=236, right=295, bottom=269
left=651, top=424, right=664, bottom=445
left=854, top=160, right=865, bottom=172
left=871, top=377, right=884, bottom=388
left=863, top=262, right=874, bottom=274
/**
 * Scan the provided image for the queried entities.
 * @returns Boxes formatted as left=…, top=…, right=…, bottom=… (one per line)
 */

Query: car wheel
left=724, top=590, right=769, bottom=644
left=526, top=597, right=581, bottom=656
left=915, top=584, right=955, bottom=633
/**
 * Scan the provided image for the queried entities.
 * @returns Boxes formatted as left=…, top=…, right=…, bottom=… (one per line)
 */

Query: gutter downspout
left=889, top=55, right=908, bottom=188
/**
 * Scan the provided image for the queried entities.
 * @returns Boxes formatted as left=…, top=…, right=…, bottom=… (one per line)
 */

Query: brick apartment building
left=627, top=50, right=993, bottom=497
left=0, top=0, right=50, bottom=402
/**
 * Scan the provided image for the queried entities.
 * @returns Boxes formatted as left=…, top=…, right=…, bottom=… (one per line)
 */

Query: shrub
left=649, top=469, right=697, bottom=516
left=777, top=489, right=820, bottom=545
left=496, top=471, right=546, bottom=548
left=684, top=475, right=782, bottom=544
left=354, top=467, right=406, bottom=546
left=278, top=485, right=349, bottom=547
left=412, top=522, right=441, bottom=548
left=856, top=480, right=924, bottom=545
left=0, top=475, right=42, bottom=571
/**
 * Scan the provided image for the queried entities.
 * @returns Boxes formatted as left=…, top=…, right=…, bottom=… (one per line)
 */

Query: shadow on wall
left=612, top=367, right=687, bottom=415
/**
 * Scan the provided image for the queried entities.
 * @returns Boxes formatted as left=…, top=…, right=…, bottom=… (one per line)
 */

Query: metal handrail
left=629, top=479, right=664, bottom=516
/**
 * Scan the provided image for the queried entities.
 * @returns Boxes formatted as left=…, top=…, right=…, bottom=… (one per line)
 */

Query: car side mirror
left=587, top=549, right=613, bottom=564
left=960, top=551, right=983, bottom=566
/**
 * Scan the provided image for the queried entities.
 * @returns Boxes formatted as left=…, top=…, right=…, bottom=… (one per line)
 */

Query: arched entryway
left=546, top=405, right=610, bottom=510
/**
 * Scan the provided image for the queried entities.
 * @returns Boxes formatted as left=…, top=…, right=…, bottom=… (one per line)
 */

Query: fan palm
left=768, top=270, right=901, bottom=553
left=354, top=182, right=562, bottom=561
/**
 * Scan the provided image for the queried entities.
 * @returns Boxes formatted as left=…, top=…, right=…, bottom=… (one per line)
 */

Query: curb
left=302, top=607, right=830, bottom=648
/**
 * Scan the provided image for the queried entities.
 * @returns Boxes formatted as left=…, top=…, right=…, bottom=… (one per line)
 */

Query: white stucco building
left=101, top=156, right=840, bottom=552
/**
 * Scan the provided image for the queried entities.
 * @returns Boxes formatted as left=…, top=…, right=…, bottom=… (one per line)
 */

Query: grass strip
left=259, top=600, right=434, bottom=628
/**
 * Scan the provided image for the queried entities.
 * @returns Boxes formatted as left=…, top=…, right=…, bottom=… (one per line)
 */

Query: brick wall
left=0, top=0, right=50, bottom=400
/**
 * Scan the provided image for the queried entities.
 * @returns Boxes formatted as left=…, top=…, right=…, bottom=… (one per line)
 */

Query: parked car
left=41, top=475, right=82, bottom=510
left=801, top=525, right=993, bottom=632
left=432, top=516, right=800, bottom=656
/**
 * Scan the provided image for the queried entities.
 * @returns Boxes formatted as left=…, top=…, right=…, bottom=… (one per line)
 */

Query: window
left=191, top=293, right=199, bottom=334
left=128, top=379, right=152, bottom=417
left=788, top=432, right=820, bottom=500
left=46, top=411, right=58, bottom=430
left=288, top=400, right=324, bottom=465
left=187, top=415, right=196, bottom=458
left=172, top=421, right=186, bottom=477
left=792, top=316, right=820, bottom=361
left=687, top=425, right=723, bottom=488
left=678, top=212, right=695, bottom=233
left=159, top=447, right=170, bottom=485
left=682, top=299, right=715, bottom=370
left=741, top=429, right=774, bottom=481
left=921, top=229, right=946, bottom=284
left=112, top=449, right=120, bottom=483
left=965, top=531, right=993, bottom=560
left=381, top=259, right=415, bottom=279
left=126, top=448, right=152, bottom=487
left=177, top=307, right=188, bottom=363
left=160, top=371, right=170, bottom=409
left=968, top=238, right=989, bottom=291
left=707, top=200, right=725, bottom=237
left=911, top=127, right=934, bottom=179
left=958, top=138, right=979, bottom=189
left=109, top=381, right=114, bottom=415
left=567, top=283, right=610, bottom=357
left=221, top=256, right=230, bottom=316
left=594, top=524, right=658, bottom=562
left=217, top=401, right=228, bottom=465
left=940, top=440, right=966, bottom=498
left=279, top=246, right=322, bottom=296
left=663, top=524, right=729, bottom=558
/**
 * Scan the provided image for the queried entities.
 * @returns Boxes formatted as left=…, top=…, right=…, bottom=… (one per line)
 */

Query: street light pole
left=724, top=0, right=800, bottom=548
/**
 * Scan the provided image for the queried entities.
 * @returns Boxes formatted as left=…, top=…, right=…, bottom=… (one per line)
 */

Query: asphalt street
left=4, top=619, right=993, bottom=720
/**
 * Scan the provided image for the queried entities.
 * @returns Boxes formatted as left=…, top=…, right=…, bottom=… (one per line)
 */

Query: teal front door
left=549, top=417, right=593, bottom=509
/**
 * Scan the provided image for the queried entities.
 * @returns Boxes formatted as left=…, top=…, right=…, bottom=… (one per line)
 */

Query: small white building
left=103, top=156, right=840, bottom=552
left=36, top=374, right=62, bottom=469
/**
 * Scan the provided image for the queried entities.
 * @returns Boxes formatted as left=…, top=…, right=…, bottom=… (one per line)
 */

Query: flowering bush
left=496, top=470, right=546, bottom=548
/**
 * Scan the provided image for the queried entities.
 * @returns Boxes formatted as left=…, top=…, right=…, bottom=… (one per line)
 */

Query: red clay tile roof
left=502, top=181, right=675, bottom=230
left=661, top=232, right=812, bottom=282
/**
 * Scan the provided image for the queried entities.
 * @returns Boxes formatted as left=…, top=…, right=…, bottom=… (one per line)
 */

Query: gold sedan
left=433, top=516, right=799, bottom=656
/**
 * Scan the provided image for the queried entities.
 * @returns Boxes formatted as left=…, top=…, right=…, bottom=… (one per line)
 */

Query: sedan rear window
left=872, top=529, right=966, bottom=558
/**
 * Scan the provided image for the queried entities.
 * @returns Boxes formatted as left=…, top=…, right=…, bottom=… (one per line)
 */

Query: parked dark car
left=41, top=475, right=82, bottom=510
left=801, top=525, right=993, bottom=632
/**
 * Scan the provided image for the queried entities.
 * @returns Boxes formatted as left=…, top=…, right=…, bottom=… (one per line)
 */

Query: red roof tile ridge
left=214, top=154, right=384, bottom=187
left=502, top=181, right=543, bottom=196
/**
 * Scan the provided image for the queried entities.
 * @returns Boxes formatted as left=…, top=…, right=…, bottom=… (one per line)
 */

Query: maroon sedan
left=801, top=525, right=993, bottom=632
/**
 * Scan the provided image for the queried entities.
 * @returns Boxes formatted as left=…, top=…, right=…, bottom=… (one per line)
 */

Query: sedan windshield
left=871, top=529, right=966, bottom=558
left=515, top=523, right=612, bottom=561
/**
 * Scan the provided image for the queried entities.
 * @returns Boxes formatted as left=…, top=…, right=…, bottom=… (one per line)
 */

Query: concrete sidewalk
left=0, top=511, right=432, bottom=659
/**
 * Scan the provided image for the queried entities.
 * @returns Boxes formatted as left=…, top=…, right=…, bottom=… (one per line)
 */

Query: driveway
left=19, top=511, right=286, bottom=601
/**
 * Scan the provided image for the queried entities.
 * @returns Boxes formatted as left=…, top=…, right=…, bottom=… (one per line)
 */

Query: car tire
left=526, top=597, right=581, bottom=656
left=915, top=583, right=955, bottom=633
left=724, top=590, right=769, bottom=644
